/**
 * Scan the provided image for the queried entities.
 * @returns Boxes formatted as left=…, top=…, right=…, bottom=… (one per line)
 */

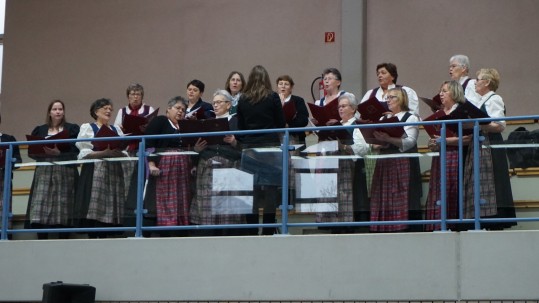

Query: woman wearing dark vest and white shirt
left=360, top=63, right=419, bottom=116
left=74, top=98, right=128, bottom=238
left=114, top=83, right=155, bottom=129
left=369, top=87, right=422, bottom=232
left=311, top=68, right=346, bottom=126
left=463, top=68, right=515, bottom=230
left=448, top=54, right=481, bottom=105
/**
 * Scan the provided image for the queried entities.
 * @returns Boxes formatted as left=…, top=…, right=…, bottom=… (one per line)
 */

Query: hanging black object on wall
left=42, top=281, right=96, bottom=303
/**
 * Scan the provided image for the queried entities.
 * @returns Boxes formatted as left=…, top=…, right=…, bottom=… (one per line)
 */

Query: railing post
left=457, top=121, right=465, bottom=226
left=1, top=146, right=14, bottom=240
left=134, top=138, right=147, bottom=238
left=473, top=121, right=482, bottom=230
left=438, top=123, right=448, bottom=231
left=280, top=129, right=290, bottom=235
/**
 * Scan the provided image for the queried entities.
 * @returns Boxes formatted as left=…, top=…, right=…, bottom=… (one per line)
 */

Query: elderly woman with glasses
left=189, top=89, right=246, bottom=236
left=313, top=92, right=370, bottom=233
left=462, top=68, right=515, bottom=230
left=448, top=54, right=481, bottom=105
left=74, top=98, right=128, bottom=238
left=369, top=87, right=422, bottom=232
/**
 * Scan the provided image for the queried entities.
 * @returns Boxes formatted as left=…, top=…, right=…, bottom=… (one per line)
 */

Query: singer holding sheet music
left=310, top=68, right=346, bottom=126
left=369, top=88, right=422, bottom=232
left=25, top=100, right=80, bottom=239
left=134, top=96, right=199, bottom=237
left=185, top=79, right=215, bottom=120
left=314, top=93, right=370, bottom=233
left=114, top=83, right=156, bottom=132
left=74, top=98, right=129, bottom=238
left=276, top=75, right=309, bottom=144
left=448, top=54, right=481, bottom=105
left=189, top=90, right=246, bottom=236
left=360, top=63, right=419, bottom=116
left=463, top=68, right=515, bottom=229
left=424, top=81, right=467, bottom=231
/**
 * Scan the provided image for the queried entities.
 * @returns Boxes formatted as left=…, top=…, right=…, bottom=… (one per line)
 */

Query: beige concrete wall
left=1, top=232, right=539, bottom=301
left=3, top=0, right=539, bottom=141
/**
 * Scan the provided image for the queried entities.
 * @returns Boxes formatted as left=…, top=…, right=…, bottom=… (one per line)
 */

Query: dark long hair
left=242, top=65, right=273, bottom=104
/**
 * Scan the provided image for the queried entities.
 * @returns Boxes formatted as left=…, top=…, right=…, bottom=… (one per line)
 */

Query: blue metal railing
left=1, top=115, right=538, bottom=239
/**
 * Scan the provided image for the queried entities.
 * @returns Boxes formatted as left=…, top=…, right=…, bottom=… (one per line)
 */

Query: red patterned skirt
left=370, top=157, right=410, bottom=232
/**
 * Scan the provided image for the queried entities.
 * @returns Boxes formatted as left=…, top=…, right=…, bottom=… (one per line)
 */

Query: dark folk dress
left=74, top=123, right=127, bottom=230
left=26, top=123, right=80, bottom=228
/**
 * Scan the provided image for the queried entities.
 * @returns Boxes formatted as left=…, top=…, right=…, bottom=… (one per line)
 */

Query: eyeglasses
left=212, top=100, right=229, bottom=105
left=387, top=95, right=399, bottom=100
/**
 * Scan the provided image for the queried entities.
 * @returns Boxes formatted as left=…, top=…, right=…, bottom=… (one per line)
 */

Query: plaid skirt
left=27, top=165, right=78, bottom=226
left=463, top=136, right=497, bottom=219
left=316, top=159, right=355, bottom=223
left=155, top=152, right=191, bottom=226
left=370, top=157, right=411, bottom=232
left=425, top=150, right=459, bottom=231
left=86, top=161, right=126, bottom=225
left=189, top=155, right=245, bottom=225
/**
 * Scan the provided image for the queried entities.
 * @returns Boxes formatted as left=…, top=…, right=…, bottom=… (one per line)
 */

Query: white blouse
left=76, top=123, right=126, bottom=160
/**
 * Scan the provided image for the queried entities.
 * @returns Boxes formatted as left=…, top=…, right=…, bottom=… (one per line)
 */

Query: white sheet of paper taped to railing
left=295, top=173, right=337, bottom=199
left=211, top=196, right=253, bottom=215
left=213, top=168, right=253, bottom=191
left=296, top=202, right=338, bottom=213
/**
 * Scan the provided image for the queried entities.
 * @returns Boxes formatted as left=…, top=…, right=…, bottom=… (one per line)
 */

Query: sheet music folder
left=359, top=117, right=405, bottom=145
left=92, top=126, right=129, bottom=151
left=122, top=108, right=159, bottom=135
left=308, top=101, right=339, bottom=126
left=357, top=97, right=388, bottom=121
left=423, top=110, right=456, bottom=138
left=26, top=130, right=71, bottom=156
left=178, top=117, right=230, bottom=147
left=420, top=95, right=442, bottom=112
left=282, top=100, right=296, bottom=123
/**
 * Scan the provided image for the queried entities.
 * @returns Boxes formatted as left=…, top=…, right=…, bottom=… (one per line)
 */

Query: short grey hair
left=449, top=54, right=470, bottom=73
left=167, top=96, right=187, bottom=109
left=213, top=89, right=233, bottom=102
left=338, top=92, right=358, bottom=108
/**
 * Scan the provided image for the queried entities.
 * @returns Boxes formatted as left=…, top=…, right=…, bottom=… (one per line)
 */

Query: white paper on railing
left=211, top=196, right=253, bottom=215
left=302, top=140, right=338, bottom=154
left=295, top=173, right=338, bottom=199
left=296, top=202, right=338, bottom=213
left=212, top=168, right=253, bottom=191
